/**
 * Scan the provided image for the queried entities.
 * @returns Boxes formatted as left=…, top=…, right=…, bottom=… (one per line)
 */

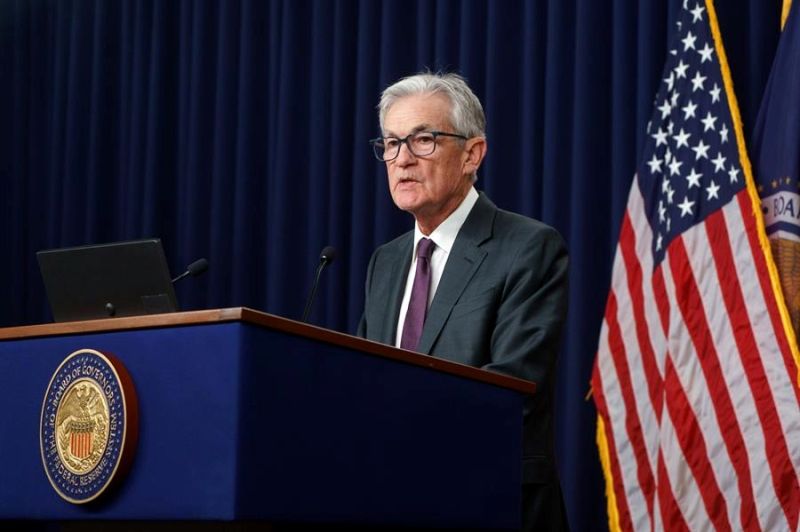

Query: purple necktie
left=400, top=238, right=436, bottom=351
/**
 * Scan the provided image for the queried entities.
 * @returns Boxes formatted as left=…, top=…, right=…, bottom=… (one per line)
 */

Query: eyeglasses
left=369, top=130, right=468, bottom=162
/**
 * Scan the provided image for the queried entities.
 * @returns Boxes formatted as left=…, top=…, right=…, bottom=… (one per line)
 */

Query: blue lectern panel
left=235, top=324, right=522, bottom=528
left=0, top=323, right=243, bottom=520
left=0, top=321, right=523, bottom=529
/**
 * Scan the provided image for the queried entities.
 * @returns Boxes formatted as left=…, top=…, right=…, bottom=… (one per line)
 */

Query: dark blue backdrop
left=0, top=0, right=782, bottom=529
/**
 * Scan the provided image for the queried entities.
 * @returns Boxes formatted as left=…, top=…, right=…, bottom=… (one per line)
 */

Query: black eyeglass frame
left=369, top=130, right=469, bottom=162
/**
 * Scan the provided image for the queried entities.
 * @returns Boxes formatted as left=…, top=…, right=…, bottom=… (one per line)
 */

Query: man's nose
left=394, top=141, right=416, bottom=166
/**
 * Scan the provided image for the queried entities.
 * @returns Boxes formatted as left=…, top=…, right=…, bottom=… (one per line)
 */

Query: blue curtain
left=0, top=0, right=781, bottom=529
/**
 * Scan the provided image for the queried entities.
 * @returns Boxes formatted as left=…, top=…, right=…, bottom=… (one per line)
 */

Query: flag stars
left=664, top=72, right=675, bottom=91
left=692, top=139, right=710, bottom=160
left=701, top=112, right=717, bottom=131
left=667, top=186, right=676, bottom=204
left=682, top=100, right=698, bottom=119
left=706, top=180, right=720, bottom=200
left=671, top=91, right=680, bottom=106
left=674, top=59, right=690, bottom=79
left=678, top=197, right=695, bottom=217
left=673, top=128, right=691, bottom=148
left=691, top=3, right=705, bottom=22
left=709, top=83, right=721, bottom=103
left=682, top=31, right=697, bottom=51
left=686, top=168, right=702, bottom=188
left=712, top=152, right=727, bottom=172
left=728, top=165, right=740, bottom=183
left=656, top=234, right=664, bottom=251
left=666, top=216, right=672, bottom=231
left=648, top=154, right=663, bottom=174
left=668, top=158, right=683, bottom=176
left=662, top=176, right=671, bottom=193
left=658, top=99, right=672, bottom=119
left=659, top=201, right=666, bottom=222
left=691, top=71, right=707, bottom=92
left=698, top=43, right=714, bottom=63
left=652, top=127, right=669, bottom=147
left=719, top=123, right=729, bottom=143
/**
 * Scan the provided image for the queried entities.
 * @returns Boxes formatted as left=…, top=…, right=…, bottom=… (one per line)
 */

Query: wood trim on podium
left=0, top=307, right=536, bottom=395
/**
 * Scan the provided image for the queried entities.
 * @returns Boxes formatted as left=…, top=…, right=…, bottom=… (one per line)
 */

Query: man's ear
left=462, top=137, right=488, bottom=177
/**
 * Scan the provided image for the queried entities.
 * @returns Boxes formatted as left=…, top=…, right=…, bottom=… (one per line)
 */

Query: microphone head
left=187, top=258, right=209, bottom=276
left=319, top=246, right=337, bottom=264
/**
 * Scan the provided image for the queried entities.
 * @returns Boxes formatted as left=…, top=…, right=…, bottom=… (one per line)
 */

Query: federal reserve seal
left=40, top=349, right=139, bottom=504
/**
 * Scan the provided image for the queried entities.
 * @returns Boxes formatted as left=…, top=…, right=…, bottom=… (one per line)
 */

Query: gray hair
left=378, top=72, right=486, bottom=139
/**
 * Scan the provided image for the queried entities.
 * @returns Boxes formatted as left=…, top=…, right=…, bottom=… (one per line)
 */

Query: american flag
left=592, top=1, right=800, bottom=530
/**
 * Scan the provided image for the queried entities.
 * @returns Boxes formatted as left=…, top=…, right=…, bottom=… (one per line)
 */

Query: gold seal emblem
left=41, top=349, right=139, bottom=504
left=55, top=379, right=109, bottom=474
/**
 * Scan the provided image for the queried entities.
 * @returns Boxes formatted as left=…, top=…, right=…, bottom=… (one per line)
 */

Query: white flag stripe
left=597, top=316, right=653, bottom=529
left=684, top=211, right=776, bottom=530
left=610, top=241, right=661, bottom=477
left=658, top=394, right=712, bottom=530
left=659, top=247, right=742, bottom=529
left=725, top=198, right=800, bottom=474
left=628, top=180, right=668, bottom=380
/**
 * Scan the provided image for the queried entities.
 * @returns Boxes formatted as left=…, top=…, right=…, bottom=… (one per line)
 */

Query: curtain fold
left=0, top=1, right=781, bottom=529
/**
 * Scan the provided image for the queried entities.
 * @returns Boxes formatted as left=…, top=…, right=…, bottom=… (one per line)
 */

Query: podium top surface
left=0, top=307, right=535, bottom=395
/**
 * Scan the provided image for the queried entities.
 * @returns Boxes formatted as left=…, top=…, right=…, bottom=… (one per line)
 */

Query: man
left=358, top=72, right=569, bottom=530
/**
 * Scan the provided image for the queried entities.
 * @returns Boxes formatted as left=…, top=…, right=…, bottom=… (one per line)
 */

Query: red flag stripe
left=662, top=356, right=732, bottom=531
left=655, top=445, right=690, bottom=531
left=709, top=200, right=800, bottom=528
left=656, top=384, right=716, bottom=529
left=684, top=204, right=783, bottom=530
left=600, top=291, right=656, bottom=527
left=666, top=236, right=758, bottom=530
left=612, top=215, right=661, bottom=476
left=619, top=210, right=665, bottom=420
left=736, top=193, right=800, bottom=408
left=592, top=364, right=636, bottom=532
left=626, top=189, right=668, bottom=379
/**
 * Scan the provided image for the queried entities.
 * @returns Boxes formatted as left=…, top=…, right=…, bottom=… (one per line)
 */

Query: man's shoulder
left=491, top=204, right=565, bottom=249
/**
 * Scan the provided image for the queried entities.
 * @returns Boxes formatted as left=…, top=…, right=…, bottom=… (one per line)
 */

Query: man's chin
left=390, top=192, right=424, bottom=213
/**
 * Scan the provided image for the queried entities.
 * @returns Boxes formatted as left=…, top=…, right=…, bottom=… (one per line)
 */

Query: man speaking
left=358, top=72, right=570, bottom=530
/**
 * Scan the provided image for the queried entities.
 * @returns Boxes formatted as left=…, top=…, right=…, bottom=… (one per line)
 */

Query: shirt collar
left=412, top=186, right=479, bottom=257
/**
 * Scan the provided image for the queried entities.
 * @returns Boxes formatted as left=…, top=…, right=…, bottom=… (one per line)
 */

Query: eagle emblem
left=40, top=349, right=138, bottom=504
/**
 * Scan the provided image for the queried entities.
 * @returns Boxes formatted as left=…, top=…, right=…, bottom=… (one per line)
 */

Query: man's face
left=382, top=93, right=473, bottom=227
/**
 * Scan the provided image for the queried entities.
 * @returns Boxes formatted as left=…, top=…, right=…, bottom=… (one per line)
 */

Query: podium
left=0, top=308, right=534, bottom=529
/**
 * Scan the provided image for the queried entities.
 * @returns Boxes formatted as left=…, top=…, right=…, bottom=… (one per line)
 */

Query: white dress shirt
left=394, top=187, right=480, bottom=348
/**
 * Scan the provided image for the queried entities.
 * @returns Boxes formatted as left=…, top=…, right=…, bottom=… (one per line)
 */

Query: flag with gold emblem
left=752, top=0, right=800, bottom=339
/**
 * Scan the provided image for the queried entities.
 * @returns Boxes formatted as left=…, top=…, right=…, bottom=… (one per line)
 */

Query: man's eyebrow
left=383, top=124, right=433, bottom=137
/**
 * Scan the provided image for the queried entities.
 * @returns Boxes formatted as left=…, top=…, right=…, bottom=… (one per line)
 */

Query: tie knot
left=417, top=238, right=435, bottom=260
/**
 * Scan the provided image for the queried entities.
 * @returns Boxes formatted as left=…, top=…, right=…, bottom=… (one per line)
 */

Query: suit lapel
left=375, top=233, right=413, bottom=345
left=417, top=193, right=496, bottom=354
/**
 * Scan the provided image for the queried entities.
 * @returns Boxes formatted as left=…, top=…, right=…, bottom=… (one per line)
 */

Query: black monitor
left=37, top=238, right=179, bottom=322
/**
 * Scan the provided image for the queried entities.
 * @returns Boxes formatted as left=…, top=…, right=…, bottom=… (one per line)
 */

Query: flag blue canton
left=639, top=1, right=744, bottom=266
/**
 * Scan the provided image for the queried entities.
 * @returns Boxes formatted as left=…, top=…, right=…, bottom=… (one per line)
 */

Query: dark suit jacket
left=358, top=192, right=569, bottom=489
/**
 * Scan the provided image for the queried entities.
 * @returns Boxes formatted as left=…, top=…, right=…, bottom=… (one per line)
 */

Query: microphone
left=302, top=246, right=337, bottom=323
left=171, top=258, right=209, bottom=283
